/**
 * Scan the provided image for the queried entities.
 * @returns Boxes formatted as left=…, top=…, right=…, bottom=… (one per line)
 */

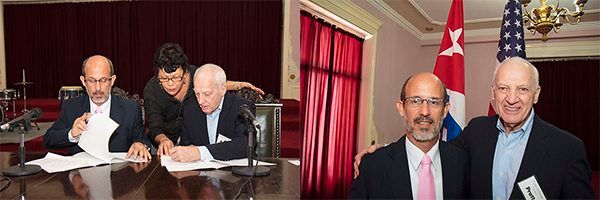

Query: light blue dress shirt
left=492, top=109, right=535, bottom=200
left=198, top=96, right=225, bottom=161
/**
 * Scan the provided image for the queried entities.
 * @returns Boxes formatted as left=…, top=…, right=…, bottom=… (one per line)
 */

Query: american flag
left=488, top=0, right=527, bottom=115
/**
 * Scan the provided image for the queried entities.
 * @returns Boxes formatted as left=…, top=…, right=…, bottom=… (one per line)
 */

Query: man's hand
left=169, top=146, right=200, bottom=163
left=71, top=112, right=92, bottom=138
left=155, top=134, right=174, bottom=156
left=353, top=143, right=385, bottom=179
left=127, top=142, right=151, bottom=162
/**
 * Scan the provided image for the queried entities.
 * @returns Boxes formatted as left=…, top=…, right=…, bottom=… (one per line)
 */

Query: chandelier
left=520, top=0, right=588, bottom=41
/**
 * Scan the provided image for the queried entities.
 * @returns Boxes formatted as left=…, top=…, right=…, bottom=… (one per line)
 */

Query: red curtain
left=532, top=58, right=599, bottom=171
left=300, top=11, right=363, bottom=198
left=3, top=1, right=282, bottom=98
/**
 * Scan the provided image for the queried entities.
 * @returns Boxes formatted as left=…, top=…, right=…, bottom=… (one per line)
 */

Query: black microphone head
left=30, top=108, right=43, bottom=120
left=239, top=104, right=252, bottom=118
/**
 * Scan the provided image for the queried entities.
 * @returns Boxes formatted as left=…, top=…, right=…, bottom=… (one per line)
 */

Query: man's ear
left=396, top=100, right=405, bottom=118
left=80, top=75, right=86, bottom=87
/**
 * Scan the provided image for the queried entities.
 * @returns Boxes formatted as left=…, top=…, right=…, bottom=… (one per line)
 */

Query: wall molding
left=527, top=40, right=600, bottom=58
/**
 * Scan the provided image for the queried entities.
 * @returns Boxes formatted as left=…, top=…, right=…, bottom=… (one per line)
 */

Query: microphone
left=239, top=104, right=260, bottom=129
left=1, top=108, right=43, bottom=131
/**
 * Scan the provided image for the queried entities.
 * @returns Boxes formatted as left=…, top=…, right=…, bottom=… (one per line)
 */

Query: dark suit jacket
left=179, top=92, right=254, bottom=161
left=453, top=115, right=594, bottom=199
left=349, top=136, right=469, bottom=199
left=44, top=94, right=149, bottom=155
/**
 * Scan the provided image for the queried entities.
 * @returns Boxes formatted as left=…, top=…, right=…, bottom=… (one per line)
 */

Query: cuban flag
left=433, top=0, right=465, bottom=141
left=488, top=0, right=527, bottom=116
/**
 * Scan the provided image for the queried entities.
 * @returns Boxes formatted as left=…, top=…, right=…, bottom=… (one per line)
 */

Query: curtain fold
left=300, top=11, right=363, bottom=199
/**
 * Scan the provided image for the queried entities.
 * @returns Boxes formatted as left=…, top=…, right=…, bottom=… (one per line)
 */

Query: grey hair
left=194, top=63, right=227, bottom=87
left=493, top=57, right=539, bottom=87
left=82, top=55, right=114, bottom=76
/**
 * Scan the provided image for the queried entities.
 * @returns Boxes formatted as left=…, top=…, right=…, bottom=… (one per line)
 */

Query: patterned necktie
left=94, top=107, right=103, bottom=114
left=418, top=154, right=435, bottom=200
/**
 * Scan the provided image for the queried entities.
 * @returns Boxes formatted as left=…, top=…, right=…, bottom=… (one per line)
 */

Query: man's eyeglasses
left=158, top=76, right=184, bottom=83
left=403, top=97, right=447, bottom=109
left=85, top=77, right=112, bottom=84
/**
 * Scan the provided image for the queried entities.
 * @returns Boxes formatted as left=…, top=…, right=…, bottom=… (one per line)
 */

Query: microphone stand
left=2, top=117, right=41, bottom=176
left=232, top=120, right=270, bottom=177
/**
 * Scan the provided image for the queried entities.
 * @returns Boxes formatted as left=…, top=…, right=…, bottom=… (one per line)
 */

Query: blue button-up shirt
left=198, top=96, right=224, bottom=161
left=492, top=109, right=535, bottom=200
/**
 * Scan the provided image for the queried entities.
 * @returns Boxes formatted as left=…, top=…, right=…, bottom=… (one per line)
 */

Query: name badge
left=517, top=175, right=547, bottom=200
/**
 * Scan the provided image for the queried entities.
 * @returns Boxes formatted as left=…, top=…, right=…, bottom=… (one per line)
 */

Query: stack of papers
left=160, top=156, right=276, bottom=172
left=27, top=115, right=144, bottom=173
left=26, top=152, right=144, bottom=173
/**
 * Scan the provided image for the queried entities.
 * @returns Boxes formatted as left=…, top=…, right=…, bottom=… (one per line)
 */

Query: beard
left=407, top=115, right=441, bottom=142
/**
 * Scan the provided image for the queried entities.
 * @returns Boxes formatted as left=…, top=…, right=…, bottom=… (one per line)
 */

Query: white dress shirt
left=405, top=137, right=444, bottom=199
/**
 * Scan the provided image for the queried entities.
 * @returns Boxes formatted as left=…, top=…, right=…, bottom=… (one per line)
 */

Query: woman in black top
left=144, top=43, right=263, bottom=155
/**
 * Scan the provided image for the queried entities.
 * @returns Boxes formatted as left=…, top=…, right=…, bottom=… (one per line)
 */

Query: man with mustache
left=44, top=55, right=151, bottom=161
left=354, top=57, right=594, bottom=199
left=349, top=73, right=468, bottom=199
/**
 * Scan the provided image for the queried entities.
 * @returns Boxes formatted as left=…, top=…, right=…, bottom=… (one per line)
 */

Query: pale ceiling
left=382, top=0, right=600, bottom=34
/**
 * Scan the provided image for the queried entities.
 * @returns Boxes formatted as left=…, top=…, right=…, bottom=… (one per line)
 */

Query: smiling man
left=454, top=57, right=594, bottom=199
left=349, top=73, right=468, bottom=199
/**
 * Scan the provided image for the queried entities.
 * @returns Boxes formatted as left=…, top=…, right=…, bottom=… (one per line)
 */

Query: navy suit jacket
left=179, top=92, right=254, bottom=161
left=452, top=115, right=594, bottom=199
left=349, top=136, right=469, bottom=199
left=44, top=94, right=149, bottom=155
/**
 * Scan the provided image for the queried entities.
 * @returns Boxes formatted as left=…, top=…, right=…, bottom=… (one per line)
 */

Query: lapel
left=385, top=136, right=413, bottom=198
left=216, top=93, right=233, bottom=138
left=109, top=95, right=124, bottom=139
left=80, top=95, right=91, bottom=116
left=440, top=141, right=455, bottom=197
left=196, top=99, right=210, bottom=144
left=509, top=115, right=549, bottom=199
left=482, top=116, right=501, bottom=197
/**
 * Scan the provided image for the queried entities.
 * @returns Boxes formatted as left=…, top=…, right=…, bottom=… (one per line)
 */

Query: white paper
left=216, top=134, right=231, bottom=143
left=78, top=114, right=119, bottom=163
left=160, top=156, right=275, bottom=172
left=27, top=152, right=102, bottom=173
left=26, top=152, right=146, bottom=173
left=288, top=159, right=300, bottom=166
left=518, top=176, right=547, bottom=200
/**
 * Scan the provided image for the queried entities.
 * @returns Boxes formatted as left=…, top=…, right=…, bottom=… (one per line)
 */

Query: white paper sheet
left=288, top=159, right=300, bottom=166
left=160, top=156, right=275, bottom=172
left=78, top=114, right=119, bottom=163
left=26, top=152, right=146, bottom=173
left=27, top=152, right=102, bottom=173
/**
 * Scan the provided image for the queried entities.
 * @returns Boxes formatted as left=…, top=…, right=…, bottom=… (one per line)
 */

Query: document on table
left=26, top=152, right=145, bottom=173
left=78, top=114, right=119, bottom=163
left=160, top=156, right=276, bottom=172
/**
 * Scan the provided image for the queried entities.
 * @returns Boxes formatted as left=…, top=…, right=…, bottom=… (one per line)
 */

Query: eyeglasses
left=158, top=76, right=184, bottom=83
left=85, top=77, right=112, bottom=84
left=403, top=97, right=446, bottom=109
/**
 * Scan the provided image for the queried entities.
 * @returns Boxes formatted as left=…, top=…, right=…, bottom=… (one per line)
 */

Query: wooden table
left=0, top=152, right=300, bottom=199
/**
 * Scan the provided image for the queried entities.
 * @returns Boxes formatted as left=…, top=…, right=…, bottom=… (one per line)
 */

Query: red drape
left=3, top=1, right=282, bottom=98
left=532, top=58, right=599, bottom=171
left=300, top=11, right=363, bottom=198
